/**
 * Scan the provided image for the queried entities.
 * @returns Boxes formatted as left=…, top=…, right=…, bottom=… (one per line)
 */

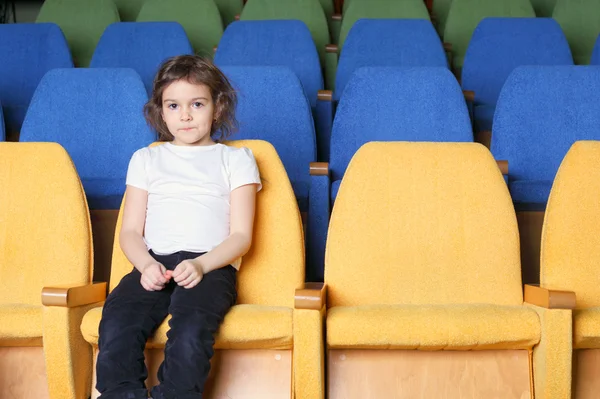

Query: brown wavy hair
left=144, top=55, right=238, bottom=142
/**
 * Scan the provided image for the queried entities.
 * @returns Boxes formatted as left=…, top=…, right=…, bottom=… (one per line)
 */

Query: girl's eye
left=168, top=103, right=178, bottom=110
left=193, top=102, right=203, bottom=108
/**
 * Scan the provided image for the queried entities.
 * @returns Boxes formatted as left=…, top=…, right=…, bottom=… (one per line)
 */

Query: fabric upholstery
left=112, top=0, right=145, bottom=21
left=433, top=0, right=453, bottom=35
left=492, top=67, right=600, bottom=209
left=338, top=0, right=430, bottom=50
left=214, top=0, right=243, bottom=26
left=531, top=0, right=557, bottom=16
left=90, top=22, right=194, bottom=94
left=215, top=20, right=323, bottom=108
left=553, top=0, right=600, bottom=64
left=240, top=0, right=329, bottom=64
left=592, top=34, right=600, bottom=65
left=462, top=17, right=573, bottom=132
left=0, top=23, right=73, bottom=135
left=35, top=0, right=120, bottom=67
left=326, top=142, right=522, bottom=307
left=220, top=67, right=316, bottom=212
left=83, top=141, right=320, bottom=397
left=0, top=142, right=95, bottom=399
left=327, top=304, right=540, bottom=350
left=19, top=68, right=155, bottom=210
left=335, top=19, right=447, bottom=101
left=574, top=308, right=600, bottom=349
left=81, top=305, right=294, bottom=349
left=443, top=0, right=535, bottom=71
left=136, top=0, right=223, bottom=57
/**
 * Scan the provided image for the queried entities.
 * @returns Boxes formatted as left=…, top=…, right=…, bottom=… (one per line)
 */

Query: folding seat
left=491, top=65, right=600, bottom=283
left=214, top=0, right=243, bottom=26
left=553, top=0, right=600, bottom=64
left=215, top=20, right=331, bottom=161
left=308, top=67, right=472, bottom=281
left=136, top=0, right=223, bottom=58
left=324, top=141, right=573, bottom=399
left=80, top=140, right=325, bottom=399
left=531, top=0, right=557, bottom=16
left=443, top=0, right=535, bottom=74
left=112, top=0, right=146, bottom=21
left=462, top=18, right=572, bottom=137
left=90, top=22, right=194, bottom=94
left=35, top=0, right=120, bottom=67
left=592, top=34, right=600, bottom=64
left=0, top=142, right=106, bottom=399
left=19, top=68, right=155, bottom=284
left=0, top=23, right=72, bottom=142
left=239, top=0, right=334, bottom=88
left=540, top=140, right=600, bottom=398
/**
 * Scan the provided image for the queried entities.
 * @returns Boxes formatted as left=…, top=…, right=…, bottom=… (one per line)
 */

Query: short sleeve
left=125, top=148, right=149, bottom=191
left=229, top=147, right=262, bottom=192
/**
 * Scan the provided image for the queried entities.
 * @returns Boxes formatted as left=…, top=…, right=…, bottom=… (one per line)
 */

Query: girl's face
left=161, top=80, right=217, bottom=146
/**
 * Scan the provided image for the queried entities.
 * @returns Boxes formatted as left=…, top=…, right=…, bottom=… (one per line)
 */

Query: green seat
left=113, top=0, right=146, bottom=21
left=432, top=0, right=452, bottom=35
left=240, top=0, right=330, bottom=62
left=553, top=0, right=600, bottom=64
left=320, top=0, right=334, bottom=20
left=443, top=0, right=535, bottom=73
left=214, top=0, right=243, bottom=26
left=137, top=0, right=223, bottom=57
left=338, top=0, right=431, bottom=50
left=36, top=0, right=120, bottom=67
left=530, top=0, right=556, bottom=16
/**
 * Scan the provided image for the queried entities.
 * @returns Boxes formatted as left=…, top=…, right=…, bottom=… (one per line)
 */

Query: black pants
left=96, top=250, right=237, bottom=399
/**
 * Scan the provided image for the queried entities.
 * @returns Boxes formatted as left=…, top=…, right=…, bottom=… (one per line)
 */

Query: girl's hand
left=172, top=259, right=205, bottom=289
left=140, top=262, right=169, bottom=291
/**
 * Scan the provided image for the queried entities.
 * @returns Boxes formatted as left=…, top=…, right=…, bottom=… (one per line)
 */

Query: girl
left=96, top=55, right=261, bottom=399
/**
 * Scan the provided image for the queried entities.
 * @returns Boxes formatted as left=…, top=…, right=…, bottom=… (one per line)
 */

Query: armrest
left=310, top=162, right=329, bottom=176
left=443, top=43, right=452, bottom=51
left=317, top=90, right=332, bottom=102
left=234, top=15, right=240, bottom=21
left=295, top=283, right=327, bottom=310
left=331, top=13, right=342, bottom=21
left=463, top=90, right=475, bottom=103
left=326, top=44, right=339, bottom=54
left=497, top=160, right=508, bottom=176
left=524, top=284, right=576, bottom=309
left=475, top=130, right=491, bottom=149
left=42, top=282, right=107, bottom=307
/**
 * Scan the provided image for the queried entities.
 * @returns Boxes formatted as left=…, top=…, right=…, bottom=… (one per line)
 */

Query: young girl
left=96, top=55, right=261, bottom=399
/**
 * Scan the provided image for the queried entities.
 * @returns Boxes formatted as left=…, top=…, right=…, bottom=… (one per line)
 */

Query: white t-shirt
left=125, top=142, right=262, bottom=262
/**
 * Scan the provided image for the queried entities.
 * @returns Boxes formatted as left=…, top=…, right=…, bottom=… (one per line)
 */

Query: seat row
left=3, top=139, right=600, bottom=399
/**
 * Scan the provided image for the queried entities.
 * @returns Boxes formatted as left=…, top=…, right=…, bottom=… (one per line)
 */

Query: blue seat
left=308, top=67, right=473, bottom=281
left=491, top=66, right=600, bottom=211
left=335, top=19, right=447, bottom=101
left=221, top=66, right=316, bottom=213
left=0, top=101, right=5, bottom=141
left=20, top=68, right=155, bottom=210
left=462, top=18, right=573, bottom=133
left=0, top=23, right=73, bottom=140
left=215, top=20, right=331, bottom=161
left=90, top=22, right=194, bottom=94
left=591, top=34, right=600, bottom=65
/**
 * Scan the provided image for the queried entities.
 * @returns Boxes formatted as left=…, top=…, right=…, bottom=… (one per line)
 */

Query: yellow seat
left=0, top=142, right=105, bottom=399
left=540, top=140, right=600, bottom=396
left=81, top=140, right=324, bottom=399
left=324, top=142, right=571, bottom=399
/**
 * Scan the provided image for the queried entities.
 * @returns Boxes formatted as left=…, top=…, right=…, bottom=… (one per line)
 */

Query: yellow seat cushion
left=327, top=304, right=540, bottom=350
left=82, top=304, right=293, bottom=350
left=574, top=308, right=600, bottom=349
left=0, top=304, right=43, bottom=346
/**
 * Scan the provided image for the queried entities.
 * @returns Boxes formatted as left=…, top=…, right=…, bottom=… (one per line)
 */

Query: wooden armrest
left=524, top=284, right=576, bottom=309
left=463, top=90, right=475, bottom=103
left=497, top=160, right=508, bottom=175
left=318, top=90, right=333, bottom=101
left=326, top=44, right=339, bottom=54
left=295, top=283, right=327, bottom=310
left=234, top=14, right=240, bottom=21
left=310, top=162, right=329, bottom=176
left=332, top=13, right=342, bottom=21
left=443, top=43, right=452, bottom=51
left=213, top=46, right=217, bottom=54
left=474, top=130, right=491, bottom=150
left=42, top=282, right=107, bottom=307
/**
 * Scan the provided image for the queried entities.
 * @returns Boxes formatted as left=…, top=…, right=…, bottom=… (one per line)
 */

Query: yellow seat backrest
left=326, top=142, right=523, bottom=308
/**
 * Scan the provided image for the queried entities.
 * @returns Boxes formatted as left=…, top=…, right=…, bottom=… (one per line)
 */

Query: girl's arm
left=120, top=185, right=168, bottom=290
left=172, top=183, right=258, bottom=288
